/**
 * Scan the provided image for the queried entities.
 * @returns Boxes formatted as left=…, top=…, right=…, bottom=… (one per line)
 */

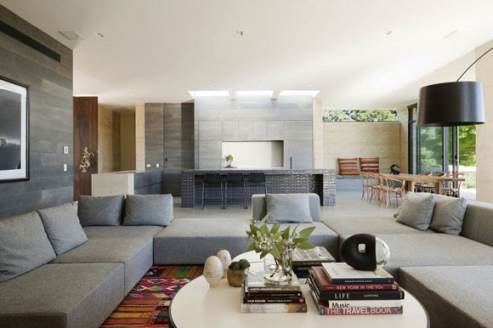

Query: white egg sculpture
left=204, top=256, right=224, bottom=287
left=216, top=249, right=232, bottom=276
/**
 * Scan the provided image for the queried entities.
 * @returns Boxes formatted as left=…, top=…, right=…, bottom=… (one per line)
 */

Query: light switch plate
left=63, top=163, right=68, bottom=172
left=156, top=163, right=160, bottom=168
left=63, top=146, right=69, bottom=154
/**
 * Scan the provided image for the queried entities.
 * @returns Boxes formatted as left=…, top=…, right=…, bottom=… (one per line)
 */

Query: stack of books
left=241, top=266, right=307, bottom=313
left=308, top=262, right=404, bottom=316
left=292, top=246, right=334, bottom=278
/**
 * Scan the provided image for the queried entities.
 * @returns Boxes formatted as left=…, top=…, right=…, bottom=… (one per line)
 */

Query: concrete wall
left=119, top=110, right=136, bottom=171
left=135, top=103, right=145, bottom=171
left=0, top=6, right=73, bottom=217
left=194, top=96, right=314, bottom=169
left=476, top=40, right=493, bottom=202
left=323, top=121, right=402, bottom=172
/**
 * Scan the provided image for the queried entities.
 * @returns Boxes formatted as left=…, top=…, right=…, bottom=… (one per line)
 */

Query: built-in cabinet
left=145, top=102, right=194, bottom=170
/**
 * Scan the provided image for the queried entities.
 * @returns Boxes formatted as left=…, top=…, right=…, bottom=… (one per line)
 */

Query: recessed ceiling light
left=236, top=90, right=273, bottom=97
left=386, top=30, right=393, bottom=36
left=279, top=90, right=320, bottom=97
left=189, top=90, right=230, bottom=98
left=58, top=30, right=82, bottom=40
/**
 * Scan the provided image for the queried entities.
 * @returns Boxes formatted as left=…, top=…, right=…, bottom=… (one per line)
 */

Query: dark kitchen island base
left=180, top=169, right=336, bottom=208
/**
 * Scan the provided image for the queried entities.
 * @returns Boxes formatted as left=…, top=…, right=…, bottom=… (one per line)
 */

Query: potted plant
left=224, top=154, right=234, bottom=168
left=246, top=223, right=315, bottom=283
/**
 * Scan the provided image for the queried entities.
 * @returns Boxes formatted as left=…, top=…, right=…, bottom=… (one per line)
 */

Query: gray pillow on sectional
left=123, top=194, right=173, bottom=226
left=396, top=192, right=435, bottom=231
left=38, top=203, right=88, bottom=255
left=78, top=195, right=124, bottom=226
left=265, top=194, right=313, bottom=223
left=0, top=211, right=56, bottom=282
left=430, top=195, right=467, bottom=235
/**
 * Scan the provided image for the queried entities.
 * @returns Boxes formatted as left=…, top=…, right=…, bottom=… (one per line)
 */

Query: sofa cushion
left=252, top=193, right=321, bottom=222
left=123, top=194, right=173, bottom=226
left=0, top=263, right=124, bottom=328
left=462, top=200, right=493, bottom=247
left=153, top=218, right=339, bottom=264
left=395, top=192, right=435, bottom=231
left=430, top=195, right=467, bottom=235
left=78, top=195, right=124, bottom=226
left=349, top=233, right=493, bottom=276
left=400, top=266, right=493, bottom=328
left=38, top=203, right=88, bottom=255
left=0, top=211, right=56, bottom=282
left=265, top=193, right=312, bottom=223
left=52, top=226, right=161, bottom=293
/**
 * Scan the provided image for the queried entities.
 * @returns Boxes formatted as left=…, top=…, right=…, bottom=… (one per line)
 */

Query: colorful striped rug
left=101, top=265, right=203, bottom=328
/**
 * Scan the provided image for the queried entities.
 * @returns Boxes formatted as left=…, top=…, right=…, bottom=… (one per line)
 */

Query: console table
left=170, top=252, right=429, bottom=328
left=180, top=169, right=336, bottom=208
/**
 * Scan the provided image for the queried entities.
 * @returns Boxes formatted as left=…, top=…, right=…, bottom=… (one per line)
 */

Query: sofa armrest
left=251, top=194, right=267, bottom=221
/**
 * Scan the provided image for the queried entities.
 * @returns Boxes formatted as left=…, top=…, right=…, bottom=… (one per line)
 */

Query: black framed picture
left=0, top=76, right=29, bottom=182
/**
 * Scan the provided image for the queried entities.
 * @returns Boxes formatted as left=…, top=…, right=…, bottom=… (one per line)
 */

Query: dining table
left=379, top=173, right=465, bottom=194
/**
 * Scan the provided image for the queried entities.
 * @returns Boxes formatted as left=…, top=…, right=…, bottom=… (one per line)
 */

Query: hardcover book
left=292, top=247, right=334, bottom=265
left=311, top=267, right=399, bottom=291
left=240, top=302, right=308, bottom=313
left=310, top=290, right=403, bottom=316
left=308, top=276, right=404, bottom=301
left=322, top=262, right=394, bottom=284
left=245, top=268, right=301, bottom=293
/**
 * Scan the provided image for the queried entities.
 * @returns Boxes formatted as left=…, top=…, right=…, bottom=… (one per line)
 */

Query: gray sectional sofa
left=323, top=199, right=493, bottom=328
left=2, top=192, right=493, bottom=328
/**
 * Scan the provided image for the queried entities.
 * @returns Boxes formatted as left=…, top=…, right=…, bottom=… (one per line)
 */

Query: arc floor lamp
left=417, top=46, right=491, bottom=174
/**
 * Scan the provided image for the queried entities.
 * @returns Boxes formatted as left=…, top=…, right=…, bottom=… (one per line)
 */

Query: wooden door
left=73, top=96, right=98, bottom=200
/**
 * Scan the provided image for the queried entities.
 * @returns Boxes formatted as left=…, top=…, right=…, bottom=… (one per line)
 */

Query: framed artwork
left=0, top=76, right=29, bottom=182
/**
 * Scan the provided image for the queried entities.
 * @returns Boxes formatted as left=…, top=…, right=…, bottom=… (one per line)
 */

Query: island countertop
left=181, top=168, right=336, bottom=208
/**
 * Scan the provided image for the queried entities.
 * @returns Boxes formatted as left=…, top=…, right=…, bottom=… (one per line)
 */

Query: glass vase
left=264, top=248, right=293, bottom=284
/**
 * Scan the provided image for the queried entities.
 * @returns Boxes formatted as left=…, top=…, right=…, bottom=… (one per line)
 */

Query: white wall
left=476, top=40, right=493, bottom=202
left=222, top=141, right=283, bottom=169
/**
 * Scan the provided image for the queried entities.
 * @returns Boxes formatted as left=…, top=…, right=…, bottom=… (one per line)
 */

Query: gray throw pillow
left=396, top=192, right=435, bottom=231
left=265, top=194, right=313, bottom=223
left=38, top=203, right=88, bottom=255
left=0, top=211, right=56, bottom=282
left=78, top=195, right=124, bottom=226
left=430, top=195, right=467, bottom=235
left=124, top=194, right=173, bottom=226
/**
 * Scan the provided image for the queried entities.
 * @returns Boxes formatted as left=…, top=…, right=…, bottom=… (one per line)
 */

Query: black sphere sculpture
left=340, top=234, right=377, bottom=271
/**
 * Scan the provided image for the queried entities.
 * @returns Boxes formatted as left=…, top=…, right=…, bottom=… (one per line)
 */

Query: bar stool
left=246, top=173, right=267, bottom=196
left=225, top=173, right=248, bottom=209
left=202, top=173, right=224, bottom=209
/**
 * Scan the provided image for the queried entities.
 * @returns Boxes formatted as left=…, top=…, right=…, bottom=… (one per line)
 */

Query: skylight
left=279, top=90, right=319, bottom=97
left=236, top=90, right=273, bottom=97
left=189, top=90, right=230, bottom=98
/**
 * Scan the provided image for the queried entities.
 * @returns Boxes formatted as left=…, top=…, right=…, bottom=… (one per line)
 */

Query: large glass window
left=417, top=127, right=444, bottom=173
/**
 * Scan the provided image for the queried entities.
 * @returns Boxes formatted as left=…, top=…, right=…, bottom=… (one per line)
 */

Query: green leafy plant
left=246, top=223, right=316, bottom=280
left=225, top=154, right=233, bottom=162
left=247, top=223, right=316, bottom=258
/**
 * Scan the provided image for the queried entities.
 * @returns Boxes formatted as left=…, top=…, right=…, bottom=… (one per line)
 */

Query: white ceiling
left=2, top=0, right=493, bottom=108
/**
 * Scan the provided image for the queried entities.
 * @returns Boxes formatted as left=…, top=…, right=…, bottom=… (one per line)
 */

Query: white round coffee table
left=170, top=252, right=429, bottom=328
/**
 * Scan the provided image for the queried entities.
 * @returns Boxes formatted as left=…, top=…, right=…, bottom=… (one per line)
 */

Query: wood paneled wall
left=73, top=96, right=98, bottom=199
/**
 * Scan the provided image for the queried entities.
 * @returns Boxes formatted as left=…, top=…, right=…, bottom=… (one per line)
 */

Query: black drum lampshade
left=417, top=81, right=485, bottom=127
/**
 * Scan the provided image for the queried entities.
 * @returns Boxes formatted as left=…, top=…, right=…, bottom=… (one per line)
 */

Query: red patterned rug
left=101, top=266, right=203, bottom=328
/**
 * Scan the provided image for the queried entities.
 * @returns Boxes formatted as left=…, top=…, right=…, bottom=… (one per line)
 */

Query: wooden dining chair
left=380, top=177, right=406, bottom=207
left=361, top=173, right=380, bottom=201
left=439, top=177, right=463, bottom=198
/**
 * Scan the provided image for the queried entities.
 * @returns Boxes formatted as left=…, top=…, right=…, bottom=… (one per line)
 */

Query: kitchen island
left=181, top=169, right=336, bottom=208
